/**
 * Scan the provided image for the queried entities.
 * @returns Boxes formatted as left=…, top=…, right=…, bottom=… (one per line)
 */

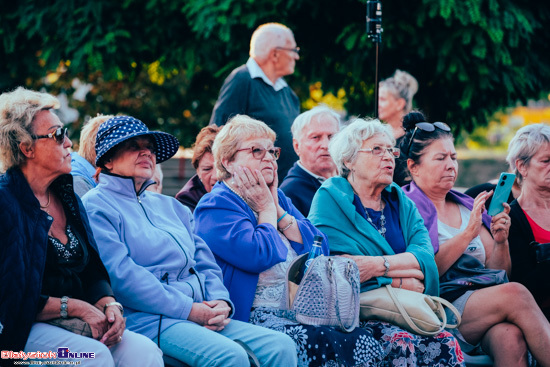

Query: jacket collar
left=97, top=171, right=155, bottom=198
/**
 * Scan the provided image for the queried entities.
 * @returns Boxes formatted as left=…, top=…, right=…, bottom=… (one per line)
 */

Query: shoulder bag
left=360, top=285, right=461, bottom=336
left=285, top=253, right=360, bottom=332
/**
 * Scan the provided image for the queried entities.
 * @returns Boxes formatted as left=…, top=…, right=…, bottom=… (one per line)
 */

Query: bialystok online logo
left=1, top=348, right=95, bottom=360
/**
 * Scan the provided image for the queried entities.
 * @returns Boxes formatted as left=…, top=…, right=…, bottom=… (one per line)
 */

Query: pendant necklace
left=40, top=191, right=51, bottom=214
left=365, top=199, right=386, bottom=238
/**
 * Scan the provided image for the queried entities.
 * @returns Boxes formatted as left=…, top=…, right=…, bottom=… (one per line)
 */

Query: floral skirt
left=249, top=307, right=464, bottom=367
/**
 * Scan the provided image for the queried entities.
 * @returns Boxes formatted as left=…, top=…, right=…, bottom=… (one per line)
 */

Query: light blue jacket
left=82, top=173, right=233, bottom=339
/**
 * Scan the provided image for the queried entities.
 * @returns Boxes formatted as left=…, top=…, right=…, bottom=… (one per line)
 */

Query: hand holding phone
left=487, top=172, right=516, bottom=216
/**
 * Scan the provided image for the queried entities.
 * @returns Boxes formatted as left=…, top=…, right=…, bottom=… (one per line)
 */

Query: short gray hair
left=507, top=123, right=550, bottom=184
left=0, top=87, right=60, bottom=171
left=291, top=105, right=340, bottom=142
left=329, top=118, right=395, bottom=177
left=250, top=23, right=293, bottom=61
left=380, top=70, right=418, bottom=114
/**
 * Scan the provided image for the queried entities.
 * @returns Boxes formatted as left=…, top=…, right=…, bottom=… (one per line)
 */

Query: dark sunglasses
left=275, top=46, right=300, bottom=55
left=32, top=127, right=68, bottom=144
left=405, top=122, right=451, bottom=155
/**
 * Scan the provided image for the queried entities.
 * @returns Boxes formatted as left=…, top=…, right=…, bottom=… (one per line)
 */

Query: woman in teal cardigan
left=309, top=118, right=463, bottom=365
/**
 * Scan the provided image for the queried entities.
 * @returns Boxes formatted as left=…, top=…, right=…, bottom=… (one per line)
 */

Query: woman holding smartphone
left=507, top=123, right=550, bottom=320
left=401, top=115, right=550, bottom=366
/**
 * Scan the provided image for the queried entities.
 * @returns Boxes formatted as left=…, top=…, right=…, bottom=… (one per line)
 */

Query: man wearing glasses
left=210, top=23, right=301, bottom=181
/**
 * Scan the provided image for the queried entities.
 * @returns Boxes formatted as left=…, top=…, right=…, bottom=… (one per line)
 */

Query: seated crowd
left=1, top=86, right=549, bottom=367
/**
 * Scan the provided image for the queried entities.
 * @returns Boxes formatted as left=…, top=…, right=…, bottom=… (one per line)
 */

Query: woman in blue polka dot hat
left=82, top=115, right=297, bottom=366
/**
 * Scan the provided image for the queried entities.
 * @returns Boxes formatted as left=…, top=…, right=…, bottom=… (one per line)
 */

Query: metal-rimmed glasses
left=31, top=127, right=68, bottom=144
left=275, top=46, right=300, bottom=55
left=236, top=146, right=281, bottom=160
left=358, top=146, right=400, bottom=158
left=405, top=122, right=451, bottom=155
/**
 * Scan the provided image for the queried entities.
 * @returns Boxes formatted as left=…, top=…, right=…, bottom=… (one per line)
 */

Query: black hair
left=399, top=110, right=453, bottom=165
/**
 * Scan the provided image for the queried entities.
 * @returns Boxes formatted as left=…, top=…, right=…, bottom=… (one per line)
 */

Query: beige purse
left=360, top=285, right=461, bottom=336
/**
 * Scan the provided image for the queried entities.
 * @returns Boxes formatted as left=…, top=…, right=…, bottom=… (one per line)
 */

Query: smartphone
left=487, top=172, right=516, bottom=216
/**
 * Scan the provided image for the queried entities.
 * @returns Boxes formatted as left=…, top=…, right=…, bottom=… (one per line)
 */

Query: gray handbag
left=284, top=253, right=360, bottom=332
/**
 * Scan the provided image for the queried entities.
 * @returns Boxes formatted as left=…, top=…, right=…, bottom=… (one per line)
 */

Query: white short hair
left=507, top=123, right=550, bottom=184
left=249, top=23, right=293, bottom=61
left=329, top=118, right=394, bottom=177
left=291, top=105, right=340, bottom=142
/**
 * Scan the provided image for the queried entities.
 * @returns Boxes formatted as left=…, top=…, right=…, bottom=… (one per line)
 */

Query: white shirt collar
left=246, top=58, right=288, bottom=92
left=297, top=161, right=326, bottom=183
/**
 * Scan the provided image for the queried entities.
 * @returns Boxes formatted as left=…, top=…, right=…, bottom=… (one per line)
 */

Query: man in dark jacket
left=209, top=23, right=300, bottom=181
left=280, top=106, right=340, bottom=216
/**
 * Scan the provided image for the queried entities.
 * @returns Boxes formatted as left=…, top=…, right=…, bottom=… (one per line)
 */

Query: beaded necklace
left=364, top=204, right=386, bottom=238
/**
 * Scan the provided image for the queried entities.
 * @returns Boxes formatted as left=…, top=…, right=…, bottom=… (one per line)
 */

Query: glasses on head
left=405, top=122, right=451, bottom=156
left=236, top=146, right=281, bottom=160
left=358, top=146, right=400, bottom=158
left=31, top=127, right=68, bottom=144
left=275, top=46, right=300, bottom=55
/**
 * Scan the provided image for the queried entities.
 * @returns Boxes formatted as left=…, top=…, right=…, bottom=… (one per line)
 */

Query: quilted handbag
left=285, top=253, right=360, bottom=332
left=360, top=285, right=461, bottom=336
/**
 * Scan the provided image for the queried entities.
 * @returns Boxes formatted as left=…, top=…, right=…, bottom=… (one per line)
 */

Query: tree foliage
left=1, top=0, right=549, bottom=145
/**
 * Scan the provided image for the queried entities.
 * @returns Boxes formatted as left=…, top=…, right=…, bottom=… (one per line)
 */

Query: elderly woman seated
left=81, top=115, right=297, bottom=367
left=0, top=88, right=162, bottom=366
left=506, top=123, right=550, bottom=320
left=400, top=115, right=550, bottom=366
left=308, top=118, right=464, bottom=365
left=176, top=125, right=220, bottom=212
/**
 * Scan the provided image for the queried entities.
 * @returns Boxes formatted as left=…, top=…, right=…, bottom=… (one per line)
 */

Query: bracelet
left=279, top=216, right=295, bottom=232
left=399, top=278, right=403, bottom=288
left=60, top=296, right=69, bottom=319
left=104, top=301, right=124, bottom=315
left=277, top=211, right=288, bottom=223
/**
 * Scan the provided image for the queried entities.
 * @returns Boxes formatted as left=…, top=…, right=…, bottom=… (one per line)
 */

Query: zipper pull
left=137, top=195, right=141, bottom=203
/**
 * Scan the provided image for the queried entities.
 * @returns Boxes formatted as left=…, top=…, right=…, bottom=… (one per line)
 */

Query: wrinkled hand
left=188, top=302, right=230, bottom=331
left=490, top=202, right=511, bottom=244
left=73, top=299, right=109, bottom=341
left=341, top=255, right=380, bottom=283
left=202, top=300, right=232, bottom=331
left=464, top=191, right=492, bottom=240
left=232, top=167, right=275, bottom=213
left=100, top=305, right=126, bottom=347
left=399, top=278, right=425, bottom=293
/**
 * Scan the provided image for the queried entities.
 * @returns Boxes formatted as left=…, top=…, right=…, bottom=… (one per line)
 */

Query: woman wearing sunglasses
left=195, top=115, right=395, bottom=366
left=401, top=114, right=550, bottom=366
left=309, top=118, right=463, bottom=365
left=0, top=88, right=163, bottom=365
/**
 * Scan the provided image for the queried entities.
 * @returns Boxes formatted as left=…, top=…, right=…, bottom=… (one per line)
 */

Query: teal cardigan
left=308, top=176, right=439, bottom=296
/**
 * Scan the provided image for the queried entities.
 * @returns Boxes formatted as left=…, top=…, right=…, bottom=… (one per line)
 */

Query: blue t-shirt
left=352, top=190, right=407, bottom=254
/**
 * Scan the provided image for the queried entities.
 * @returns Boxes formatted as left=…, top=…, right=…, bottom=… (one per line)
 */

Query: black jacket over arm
left=0, top=168, right=113, bottom=351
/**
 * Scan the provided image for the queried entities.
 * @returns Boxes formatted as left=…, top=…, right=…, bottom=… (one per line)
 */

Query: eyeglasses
left=358, top=146, right=400, bottom=158
left=405, top=122, right=451, bottom=156
left=275, top=46, right=300, bottom=55
left=236, top=146, right=281, bottom=160
left=31, top=127, right=68, bottom=144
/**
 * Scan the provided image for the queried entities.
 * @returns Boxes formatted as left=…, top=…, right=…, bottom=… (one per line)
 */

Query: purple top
left=402, top=181, right=492, bottom=253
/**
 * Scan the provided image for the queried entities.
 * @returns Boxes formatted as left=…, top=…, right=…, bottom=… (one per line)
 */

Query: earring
left=351, top=168, right=356, bottom=182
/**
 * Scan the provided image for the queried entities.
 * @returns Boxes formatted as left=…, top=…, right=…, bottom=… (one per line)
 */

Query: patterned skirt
left=250, top=307, right=464, bottom=367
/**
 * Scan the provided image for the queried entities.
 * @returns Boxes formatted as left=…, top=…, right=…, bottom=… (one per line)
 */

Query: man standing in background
left=210, top=23, right=300, bottom=180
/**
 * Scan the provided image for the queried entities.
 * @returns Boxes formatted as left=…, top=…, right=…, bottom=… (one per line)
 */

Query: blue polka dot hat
left=95, top=116, right=179, bottom=166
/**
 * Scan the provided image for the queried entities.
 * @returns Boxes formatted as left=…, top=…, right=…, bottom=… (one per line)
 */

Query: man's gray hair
left=250, top=23, right=293, bottom=61
left=507, top=123, right=550, bottom=184
left=291, top=105, right=340, bottom=142
left=329, top=118, right=394, bottom=178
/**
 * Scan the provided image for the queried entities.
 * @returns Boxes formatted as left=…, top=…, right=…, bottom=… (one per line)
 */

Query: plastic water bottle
left=297, top=235, right=324, bottom=284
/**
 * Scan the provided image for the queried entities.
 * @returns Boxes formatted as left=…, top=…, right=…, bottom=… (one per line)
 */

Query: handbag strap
left=429, top=296, right=461, bottom=329
left=384, top=285, right=447, bottom=336
left=329, top=258, right=357, bottom=332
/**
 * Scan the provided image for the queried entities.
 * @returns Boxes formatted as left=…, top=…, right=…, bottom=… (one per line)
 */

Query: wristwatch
left=60, top=296, right=69, bottom=319
left=381, top=256, right=390, bottom=277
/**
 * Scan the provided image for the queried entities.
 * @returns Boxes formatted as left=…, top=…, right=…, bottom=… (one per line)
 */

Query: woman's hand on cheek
left=268, top=170, right=280, bottom=208
left=233, top=167, right=274, bottom=212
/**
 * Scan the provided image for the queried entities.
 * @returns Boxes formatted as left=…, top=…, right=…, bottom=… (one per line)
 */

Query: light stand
left=366, top=1, right=383, bottom=118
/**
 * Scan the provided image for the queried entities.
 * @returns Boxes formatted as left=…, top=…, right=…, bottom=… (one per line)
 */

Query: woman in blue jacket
left=82, top=115, right=296, bottom=367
